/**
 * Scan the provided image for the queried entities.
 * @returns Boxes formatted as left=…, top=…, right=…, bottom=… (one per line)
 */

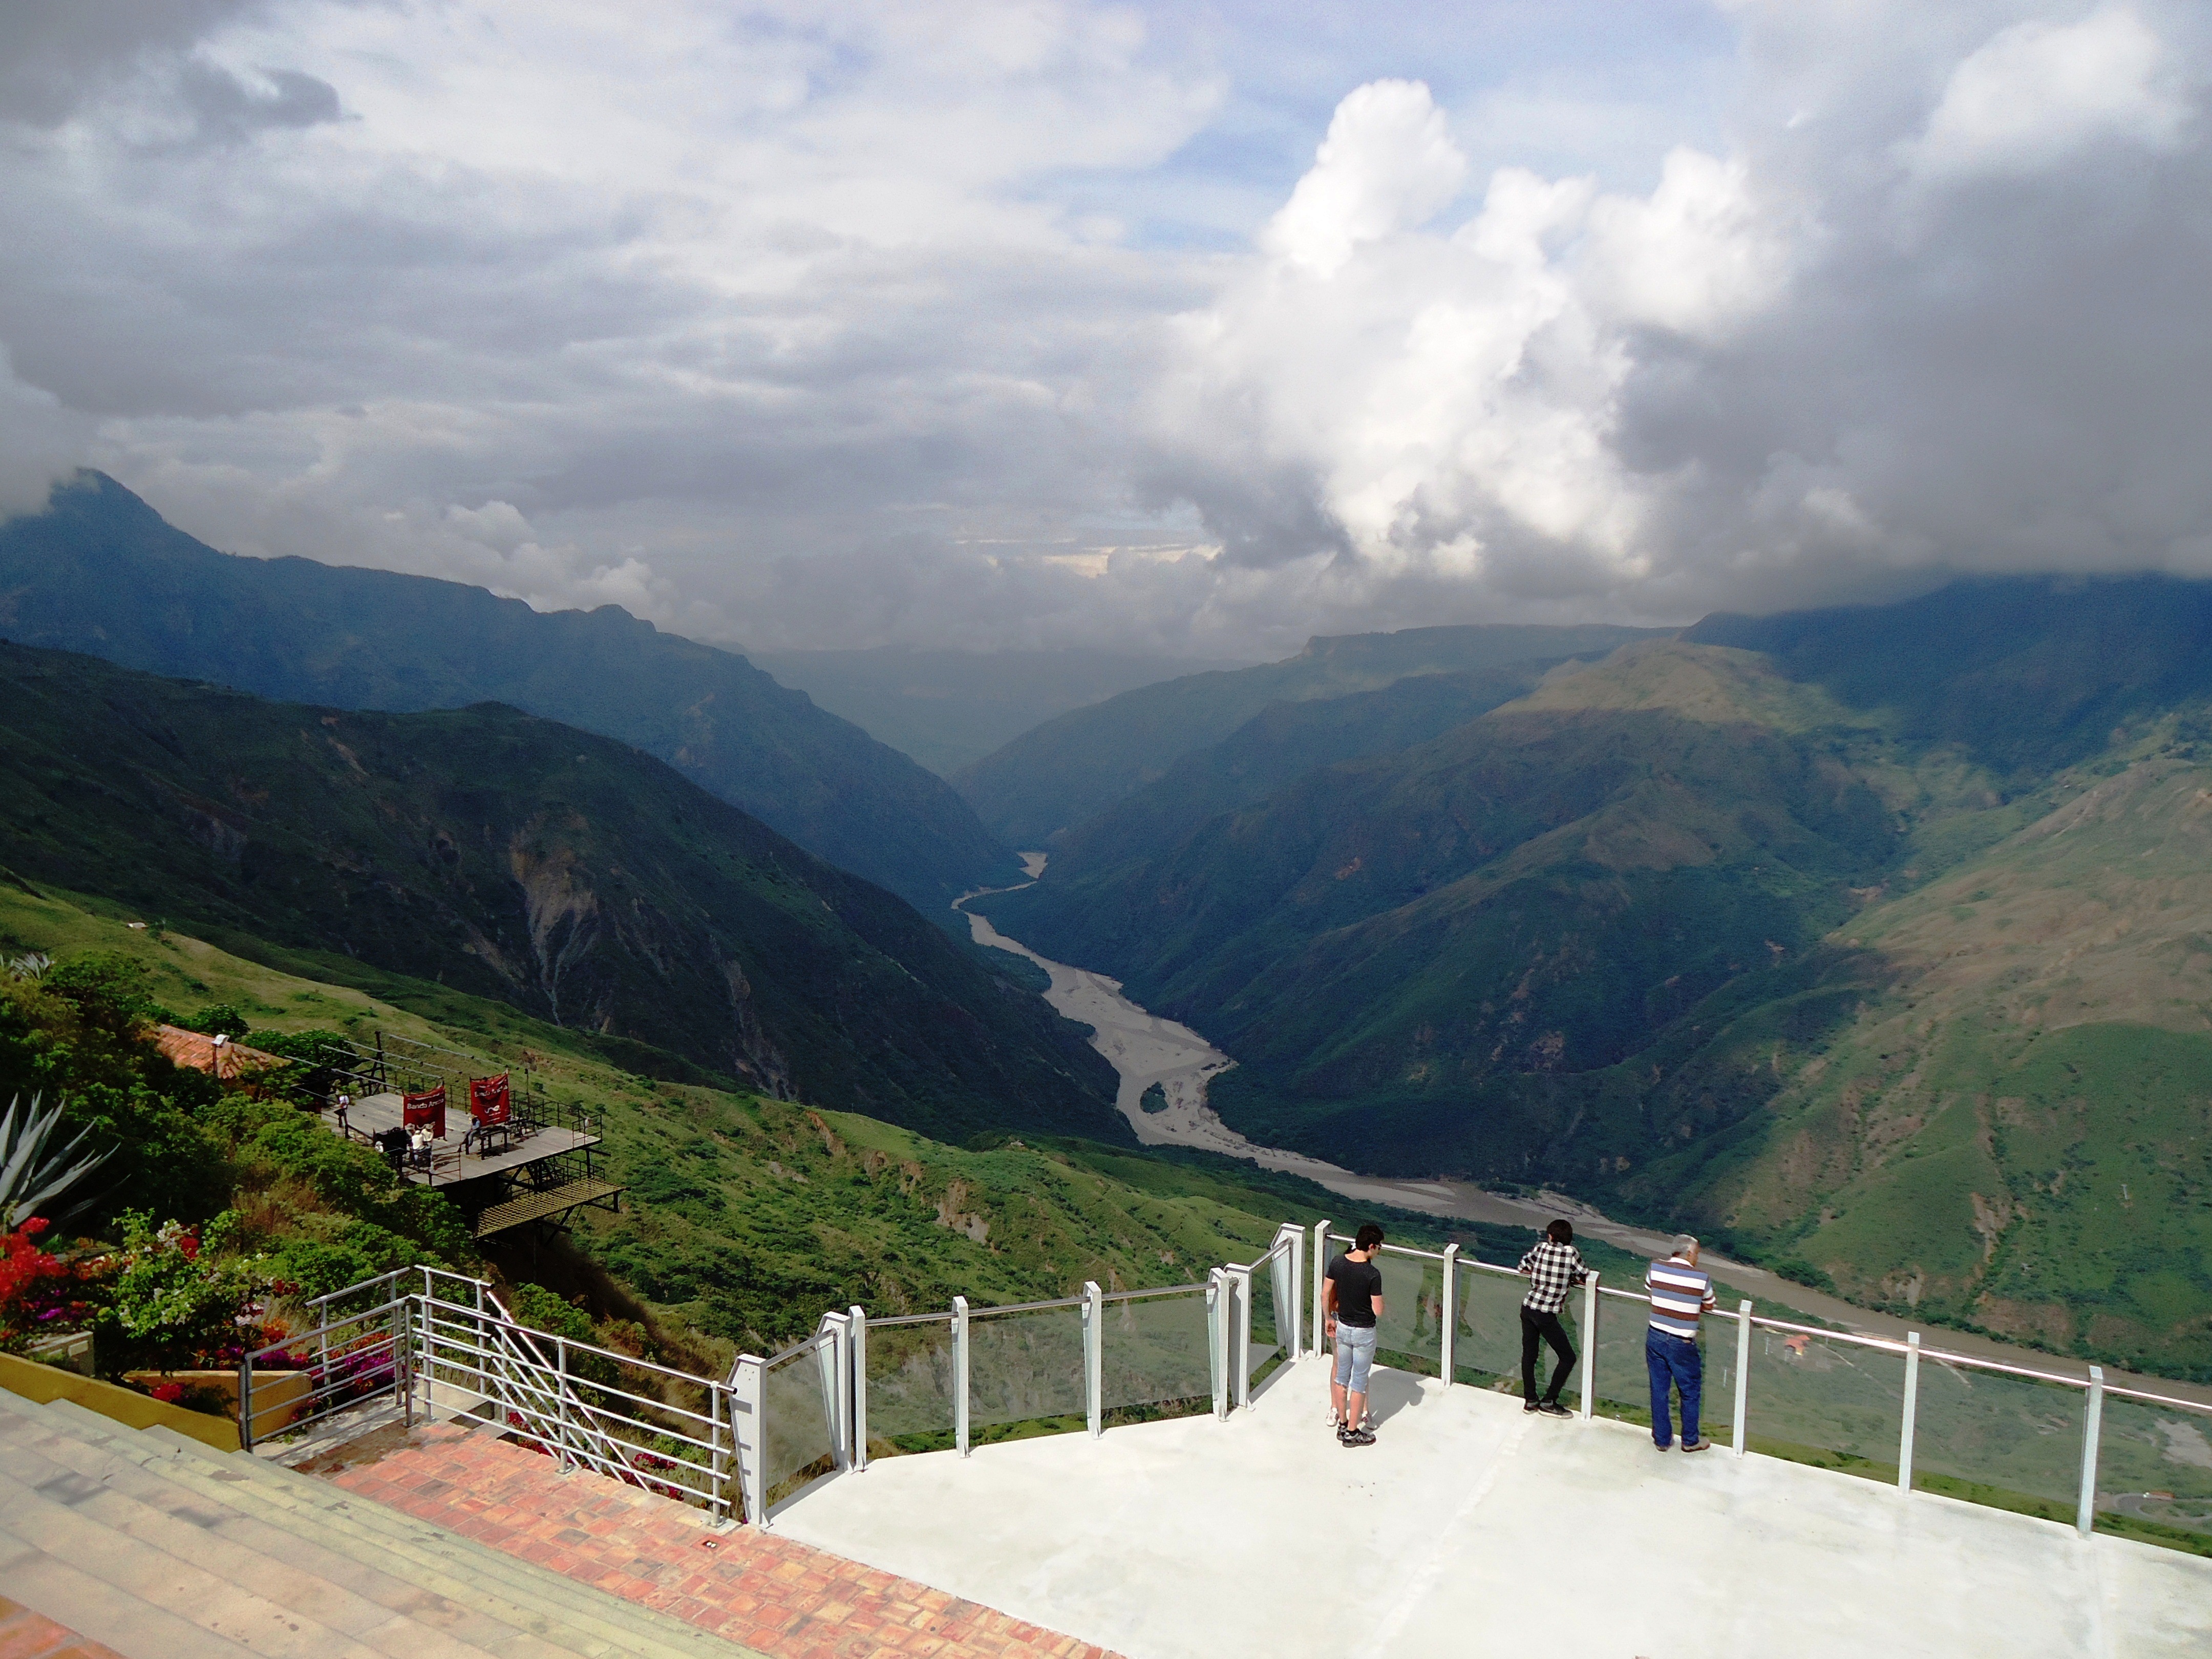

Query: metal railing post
left=1310, top=1220, right=1331, bottom=1360
left=1581, top=1273, right=1600, bottom=1422
left=1084, top=1281, right=1103, bottom=1438
left=1438, top=1244, right=1459, bottom=1388
left=239, top=1349, right=255, bottom=1452
left=849, top=1306, right=869, bottom=1473
left=1273, top=1224, right=1304, bottom=1360
left=1732, top=1300, right=1752, bottom=1457
left=555, top=1335, right=570, bottom=1467
left=709, top=1381, right=730, bottom=1523
left=1230, top=1265, right=1254, bottom=1409
left=953, top=1296, right=971, bottom=1457
left=732, top=1354, right=765, bottom=1526
left=2077, top=1366, right=2104, bottom=1538
left=1208, top=1271, right=1228, bottom=1420
left=1898, top=1332, right=1921, bottom=1493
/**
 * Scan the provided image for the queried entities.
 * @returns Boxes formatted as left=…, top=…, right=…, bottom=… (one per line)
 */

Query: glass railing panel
left=1455, top=1265, right=1527, bottom=1388
left=969, top=1305, right=1087, bottom=1437
left=864, top=1319, right=956, bottom=1457
left=2094, top=1395, right=2212, bottom=1550
left=761, top=1342, right=836, bottom=1508
left=1741, top=1324, right=1904, bottom=1480
left=1587, top=1288, right=1660, bottom=1427
left=1909, top=1359, right=2082, bottom=1520
left=1247, top=1258, right=1284, bottom=1389
left=1100, top=1290, right=1213, bottom=1421
left=1370, top=1249, right=1445, bottom=1376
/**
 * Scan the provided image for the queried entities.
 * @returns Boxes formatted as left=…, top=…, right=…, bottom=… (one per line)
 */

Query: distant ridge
left=953, top=621, right=1664, bottom=845
left=0, top=473, right=1020, bottom=915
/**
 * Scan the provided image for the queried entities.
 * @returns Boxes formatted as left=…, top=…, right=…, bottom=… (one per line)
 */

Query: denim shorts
left=1332, top=1322, right=1378, bottom=1392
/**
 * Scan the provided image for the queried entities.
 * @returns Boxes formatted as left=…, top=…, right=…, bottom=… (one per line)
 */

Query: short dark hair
left=1547, top=1219, right=1574, bottom=1244
left=1354, top=1223, right=1385, bottom=1251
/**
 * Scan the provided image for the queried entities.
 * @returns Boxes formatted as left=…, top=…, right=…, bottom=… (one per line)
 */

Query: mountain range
left=744, top=645, right=1252, bottom=777
left=973, top=577, right=2212, bottom=1375
left=951, top=621, right=1662, bottom=846
left=0, top=641, right=1122, bottom=1146
left=0, top=473, right=1016, bottom=916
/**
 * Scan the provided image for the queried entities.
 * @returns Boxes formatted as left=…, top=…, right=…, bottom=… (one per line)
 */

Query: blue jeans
left=1647, top=1329, right=1702, bottom=1448
left=1332, top=1323, right=1377, bottom=1393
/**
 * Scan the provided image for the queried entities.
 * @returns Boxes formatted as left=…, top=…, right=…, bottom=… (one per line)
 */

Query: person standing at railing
left=1516, top=1220, right=1589, bottom=1417
left=1646, top=1235, right=1718, bottom=1453
left=1324, top=1223, right=1387, bottom=1447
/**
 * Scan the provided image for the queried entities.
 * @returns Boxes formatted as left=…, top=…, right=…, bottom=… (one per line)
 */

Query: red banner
left=402, top=1087, right=447, bottom=1138
left=469, top=1074, right=511, bottom=1125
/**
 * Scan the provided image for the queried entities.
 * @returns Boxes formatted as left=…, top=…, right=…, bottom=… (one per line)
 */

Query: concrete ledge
left=0, top=1352, right=239, bottom=1451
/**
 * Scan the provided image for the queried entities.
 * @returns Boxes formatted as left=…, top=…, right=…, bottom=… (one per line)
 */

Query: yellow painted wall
left=0, top=1350, right=241, bottom=1451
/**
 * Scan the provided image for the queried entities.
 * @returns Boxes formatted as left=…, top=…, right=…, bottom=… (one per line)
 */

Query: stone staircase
left=0, top=1384, right=767, bottom=1659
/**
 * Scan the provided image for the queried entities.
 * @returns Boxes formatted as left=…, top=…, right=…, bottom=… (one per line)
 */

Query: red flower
left=148, top=1381, right=186, bottom=1403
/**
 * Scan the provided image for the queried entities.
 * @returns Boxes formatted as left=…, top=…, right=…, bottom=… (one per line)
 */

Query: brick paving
left=322, top=1423, right=1120, bottom=1659
left=0, top=1596, right=129, bottom=1659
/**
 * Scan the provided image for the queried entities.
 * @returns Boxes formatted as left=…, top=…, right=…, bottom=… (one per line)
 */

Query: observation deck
left=773, top=1358, right=2211, bottom=1659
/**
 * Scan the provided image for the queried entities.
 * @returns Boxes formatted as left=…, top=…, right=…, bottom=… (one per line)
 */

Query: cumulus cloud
left=1904, top=6, right=2188, bottom=184
left=3, top=0, right=2210, bottom=656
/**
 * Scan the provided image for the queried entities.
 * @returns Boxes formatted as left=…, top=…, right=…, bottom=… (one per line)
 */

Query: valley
left=962, top=585, right=2212, bottom=1381
left=962, top=860, right=2212, bottom=1402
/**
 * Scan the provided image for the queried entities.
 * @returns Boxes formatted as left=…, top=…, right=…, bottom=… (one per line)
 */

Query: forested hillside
left=0, top=473, right=1019, bottom=914
left=0, top=643, right=1120, bottom=1146
left=975, top=579, right=2212, bottom=1376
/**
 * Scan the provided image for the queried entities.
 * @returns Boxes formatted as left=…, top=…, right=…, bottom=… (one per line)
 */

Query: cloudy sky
left=2, top=1, right=2207, bottom=658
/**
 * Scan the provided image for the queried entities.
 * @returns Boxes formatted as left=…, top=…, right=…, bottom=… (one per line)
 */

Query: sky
left=2, top=1, right=2208, bottom=660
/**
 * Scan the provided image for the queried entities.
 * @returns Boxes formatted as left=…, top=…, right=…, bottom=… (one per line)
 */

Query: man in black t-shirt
left=1324, top=1223, right=1387, bottom=1446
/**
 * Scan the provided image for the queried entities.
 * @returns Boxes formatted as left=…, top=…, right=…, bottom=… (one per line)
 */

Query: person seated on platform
left=409, top=1123, right=434, bottom=1169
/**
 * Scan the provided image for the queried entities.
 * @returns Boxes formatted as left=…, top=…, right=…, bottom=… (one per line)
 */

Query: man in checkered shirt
left=1516, top=1220, right=1590, bottom=1416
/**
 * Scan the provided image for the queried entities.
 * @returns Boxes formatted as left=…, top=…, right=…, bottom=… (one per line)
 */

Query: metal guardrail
left=242, top=1226, right=2212, bottom=1551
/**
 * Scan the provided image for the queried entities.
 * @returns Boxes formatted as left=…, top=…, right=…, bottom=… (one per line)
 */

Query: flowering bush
left=92, top=1210, right=278, bottom=1374
left=0, top=1218, right=96, bottom=1353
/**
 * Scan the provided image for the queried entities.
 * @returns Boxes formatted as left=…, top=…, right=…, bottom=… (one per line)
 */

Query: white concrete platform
left=773, top=1360, right=2212, bottom=1659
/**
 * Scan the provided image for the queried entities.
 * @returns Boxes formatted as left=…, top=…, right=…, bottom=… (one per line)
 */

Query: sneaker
left=1337, top=1423, right=1356, bottom=1446
left=1681, top=1438, right=1714, bottom=1454
left=1523, top=1399, right=1541, bottom=1413
left=1652, top=1439, right=1674, bottom=1452
left=1537, top=1401, right=1573, bottom=1418
left=1346, top=1427, right=1376, bottom=1447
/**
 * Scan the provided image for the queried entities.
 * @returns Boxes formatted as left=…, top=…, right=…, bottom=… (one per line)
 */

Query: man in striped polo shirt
left=1646, top=1235, right=1717, bottom=1452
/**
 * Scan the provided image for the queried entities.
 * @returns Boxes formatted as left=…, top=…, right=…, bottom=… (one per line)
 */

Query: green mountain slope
left=1047, top=664, right=1550, bottom=878
left=1688, top=574, right=2212, bottom=778
left=953, top=622, right=1661, bottom=845
left=0, top=473, right=1017, bottom=913
left=745, top=646, right=1252, bottom=776
left=983, top=643, right=1906, bottom=1111
left=0, top=884, right=1487, bottom=1358
left=0, top=643, right=1121, bottom=1145
left=1631, top=748, right=2212, bottom=1372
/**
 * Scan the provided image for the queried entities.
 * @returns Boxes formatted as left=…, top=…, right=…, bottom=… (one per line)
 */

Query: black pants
left=1520, top=1306, right=1577, bottom=1403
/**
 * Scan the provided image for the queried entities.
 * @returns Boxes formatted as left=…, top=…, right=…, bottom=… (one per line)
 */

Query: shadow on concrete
left=1363, top=1368, right=1429, bottom=1428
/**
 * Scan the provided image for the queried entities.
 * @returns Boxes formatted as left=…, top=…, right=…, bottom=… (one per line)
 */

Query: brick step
left=329, top=1426, right=1119, bottom=1658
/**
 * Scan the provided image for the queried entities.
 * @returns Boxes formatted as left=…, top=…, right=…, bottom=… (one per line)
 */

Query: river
left=956, top=860, right=2211, bottom=1400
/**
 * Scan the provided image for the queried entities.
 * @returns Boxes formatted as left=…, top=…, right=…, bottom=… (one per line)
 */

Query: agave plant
left=0, top=1094, right=111, bottom=1230
left=5, top=953, right=50, bottom=982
